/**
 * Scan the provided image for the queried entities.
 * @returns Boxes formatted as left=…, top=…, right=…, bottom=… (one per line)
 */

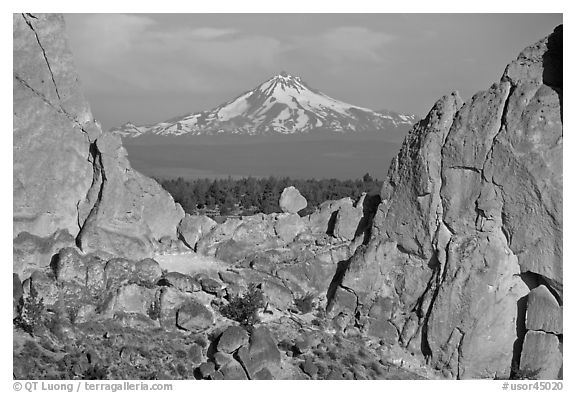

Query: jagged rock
left=333, top=203, right=363, bottom=241
left=331, top=26, right=562, bottom=379
left=279, top=186, right=307, bottom=214
left=217, top=325, right=249, bottom=354
left=177, top=214, right=217, bottom=250
left=307, top=198, right=353, bottom=235
left=519, top=331, right=562, bottom=380
left=237, top=327, right=281, bottom=379
left=13, top=230, right=75, bottom=279
left=76, top=132, right=185, bottom=258
left=160, top=272, right=201, bottom=293
left=175, top=300, right=214, bottom=332
left=13, top=14, right=184, bottom=261
left=196, top=219, right=242, bottom=256
left=525, top=285, right=562, bottom=334
left=274, top=213, right=308, bottom=243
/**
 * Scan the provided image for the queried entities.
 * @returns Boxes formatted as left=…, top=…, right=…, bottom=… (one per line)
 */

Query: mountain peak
left=111, top=72, right=417, bottom=137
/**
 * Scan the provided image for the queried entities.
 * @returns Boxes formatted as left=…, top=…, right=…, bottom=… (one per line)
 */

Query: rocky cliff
left=13, top=13, right=184, bottom=264
left=13, top=13, right=562, bottom=381
left=328, top=26, right=563, bottom=379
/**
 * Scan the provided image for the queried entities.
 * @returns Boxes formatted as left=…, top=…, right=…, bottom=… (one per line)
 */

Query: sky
left=64, top=13, right=562, bottom=130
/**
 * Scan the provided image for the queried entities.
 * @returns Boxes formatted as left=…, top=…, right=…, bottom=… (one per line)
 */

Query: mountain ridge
left=111, top=71, right=416, bottom=138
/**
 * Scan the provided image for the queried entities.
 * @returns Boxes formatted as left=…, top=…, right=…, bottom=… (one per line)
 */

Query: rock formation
left=279, top=186, right=308, bottom=214
left=12, top=13, right=562, bottom=381
left=328, top=26, right=562, bottom=379
left=13, top=13, right=184, bottom=263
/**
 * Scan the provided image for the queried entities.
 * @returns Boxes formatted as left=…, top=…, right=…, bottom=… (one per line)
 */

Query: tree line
left=158, top=173, right=382, bottom=216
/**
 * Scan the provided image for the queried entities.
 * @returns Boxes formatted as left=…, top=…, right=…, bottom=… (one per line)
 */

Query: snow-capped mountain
left=112, top=72, right=416, bottom=138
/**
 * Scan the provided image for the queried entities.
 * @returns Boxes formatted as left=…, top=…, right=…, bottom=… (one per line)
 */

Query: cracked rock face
left=329, top=26, right=562, bottom=379
left=13, top=13, right=184, bottom=261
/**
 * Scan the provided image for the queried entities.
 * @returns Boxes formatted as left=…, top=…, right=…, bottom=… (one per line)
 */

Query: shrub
left=220, top=283, right=265, bottom=328
left=14, top=286, right=45, bottom=335
left=294, top=293, right=315, bottom=314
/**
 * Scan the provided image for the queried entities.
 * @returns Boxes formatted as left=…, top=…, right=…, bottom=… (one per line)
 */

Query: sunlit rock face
left=328, top=25, right=562, bottom=379
left=13, top=13, right=184, bottom=261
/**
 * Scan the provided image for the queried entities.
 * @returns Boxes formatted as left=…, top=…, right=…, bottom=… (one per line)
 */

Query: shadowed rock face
left=329, top=26, right=562, bottom=379
left=13, top=13, right=184, bottom=261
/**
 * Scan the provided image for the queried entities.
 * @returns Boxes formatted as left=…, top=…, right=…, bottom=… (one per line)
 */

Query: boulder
left=160, top=272, right=201, bottom=293
left=275, top=213, right=308, bottom=243
left=196, top=219, right=242, bottom=256
left=13, top=230, right=75, bottom=279
left=217, top=325, right=250, bottom=354
left=520, top=331, right=562, bottom=380
left=333, top=203, right=363, bottom=241
left=104, top=283, right=156, bottom=316
left=103, top=258, right=136, bottom=290
left=214, top=240, right=255, bottom=264
left=219, top=358, right=248, bottom=380
left=188, top=343, right=204, bottom=365
left=177, top=214, right=217, bottom=250
left=76, top=132, right=185, bottom=259
left=134, top=258, right=163, bottom=286
left=198, top=362, right=216, bottom=379
left=232, top=214, right=276, bottom=245
left=53, top=247, right=87, bottom=286
left=198, top=277, right=224, bottom=295
left=158, top=286, right=187, bottom=327
left=525, top=285, right=562, bottom=334
left=176, top=300, right=214, bottom=332
left=279, top=186, right=307, bottom=214
left=307, top=198, right=353, bottom=235
left=237, top=327, right=281, bottom=379
left=260, top=280, right=293, bottom=309
left=24, top=270, right=59, bottom=307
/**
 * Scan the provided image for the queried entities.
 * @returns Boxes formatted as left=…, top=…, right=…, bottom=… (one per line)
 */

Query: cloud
left=65, top=14, right=284, bottom=93
left=185, top=27, right=238, bottom=39
left=288, top=26, right=395, bottom=63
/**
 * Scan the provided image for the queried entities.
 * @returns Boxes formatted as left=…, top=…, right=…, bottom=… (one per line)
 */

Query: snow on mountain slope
left=112, top=71, right=416, bottom=137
